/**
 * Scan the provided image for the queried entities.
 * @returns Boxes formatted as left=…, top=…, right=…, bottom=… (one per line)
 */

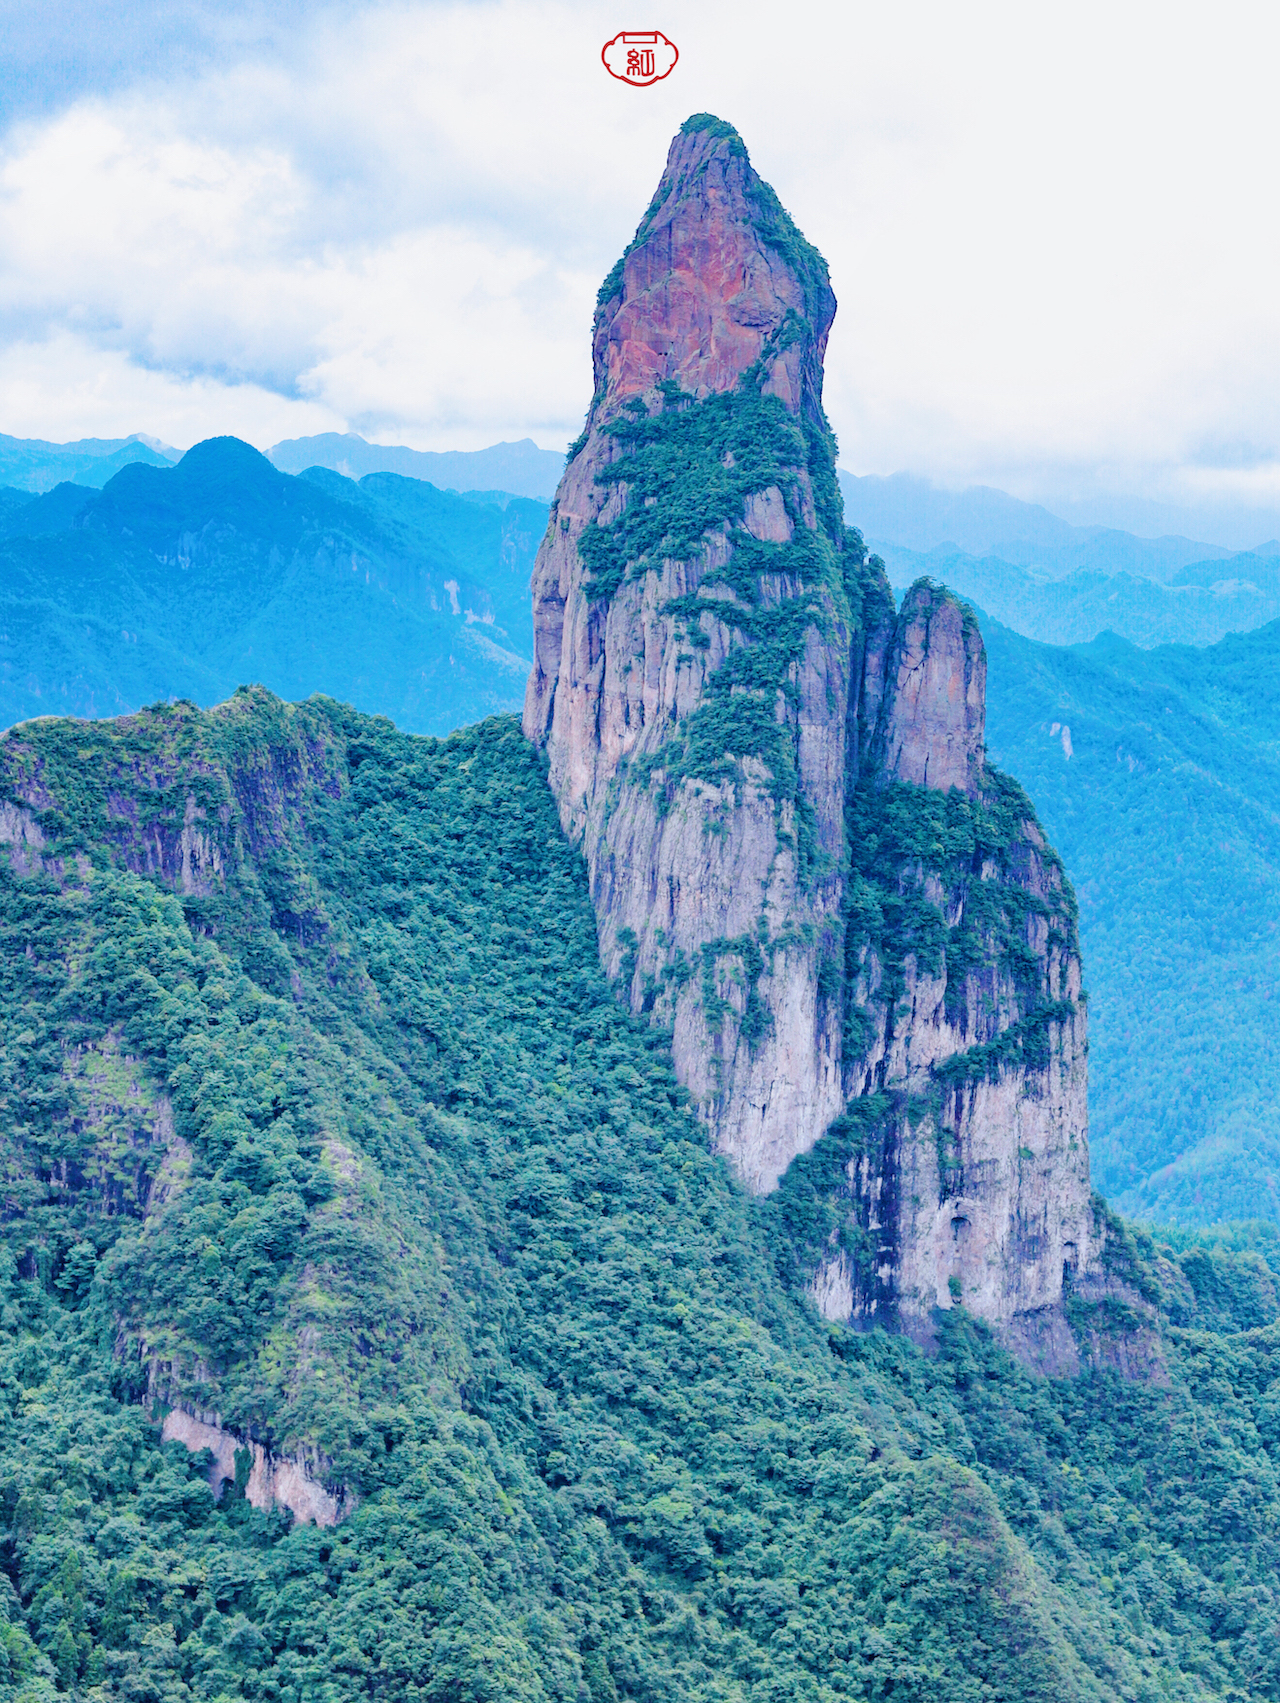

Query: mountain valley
left=0, top=444, right=545, bottom=736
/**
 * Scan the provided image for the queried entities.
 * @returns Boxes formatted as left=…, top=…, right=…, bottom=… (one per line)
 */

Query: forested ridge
left=981, top=615, right=1280, bottom=1225
left=0, top=694, right=1279, bottom=1700
left=0, top=438, right=545, bottom=735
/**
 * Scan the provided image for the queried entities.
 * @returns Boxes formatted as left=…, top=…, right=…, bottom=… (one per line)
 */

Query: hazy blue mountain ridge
left=981, top=612, right=1280, bottom=1226
left=0, top=436, right=547, bottom=734
left=838, top=469, right=1243, bottom=577
left=0, top=430, right=177, bottom=492
left=268, top=431, right=564, bottom=500
left=880, top=542, right=1280, bottom=648
left=0, top=427, right=567, bottom=503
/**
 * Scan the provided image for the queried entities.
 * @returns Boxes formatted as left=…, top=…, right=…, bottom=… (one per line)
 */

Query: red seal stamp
left=601, top=31, right=679, bottom=86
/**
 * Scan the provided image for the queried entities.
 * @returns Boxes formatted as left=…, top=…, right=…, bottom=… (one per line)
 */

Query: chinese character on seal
left=601, top=32, right=678, bottom=86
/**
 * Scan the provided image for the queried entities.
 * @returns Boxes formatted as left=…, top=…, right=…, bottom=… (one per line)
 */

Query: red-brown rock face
left=589, top=124, right=833, bottom=421
left=525, top=115, right=1096, bottom=1364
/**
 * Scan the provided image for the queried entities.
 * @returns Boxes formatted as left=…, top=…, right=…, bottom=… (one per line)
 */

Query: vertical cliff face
left=525, top=115, right=1094, bottom=1358
left=525, top=113, right=852, bottom=1194
left=831, top=581, right=1093, bottom=1362
left=874, top=582, right=986, bottom=795
left=779, top=576, right=1095, bottom=1364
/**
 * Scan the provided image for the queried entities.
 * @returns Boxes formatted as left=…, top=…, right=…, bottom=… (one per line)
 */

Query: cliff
left=525, top=113, right=852, bottom=1196
left=525, top=117, right=1094, bottom=1359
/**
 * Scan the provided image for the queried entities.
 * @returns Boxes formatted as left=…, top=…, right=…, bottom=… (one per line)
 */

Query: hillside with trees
left=0, top=694, right=1279, bottom=1699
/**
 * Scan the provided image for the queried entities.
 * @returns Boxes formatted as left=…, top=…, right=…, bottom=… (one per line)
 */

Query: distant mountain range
left=982, top=611, right=1280, bottom=1227
left=267, top=432, right=564, bottom=500
left=0, top=429, right=567, bottom=503
left=837, top=469, right=1248, bottom=578
left=879, top=542, right=1280, bottom=649
left=837, top=471, right=1280, bottom=648
left=8, top=435, right=1280, bottom=646
left=0, top=437, right=547, bottom=734
left=0, top=432, right=178, bottom=492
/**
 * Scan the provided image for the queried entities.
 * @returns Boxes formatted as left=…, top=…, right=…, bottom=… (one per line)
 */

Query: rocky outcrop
left=524, top=114, right=1097, bottom=1360
left=874, top=581, right=986, bottom=795
left=160, top=1406, right=349, bottom=1527
left=0, top=801, right=46, bottom=874
left=815, top=583, right=1094, bottom=1354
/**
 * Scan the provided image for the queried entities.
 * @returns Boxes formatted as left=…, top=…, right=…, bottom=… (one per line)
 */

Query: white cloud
left=1, top=0, right=1279, bottom=528
left=0, top=331, right=342, bottom=446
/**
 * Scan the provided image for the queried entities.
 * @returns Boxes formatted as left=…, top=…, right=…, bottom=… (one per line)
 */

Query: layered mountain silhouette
left=0, top=436, right=546, bottom=733
left=267, top=432, right=563, bottom=500
left=0, top=430, right=177, bottom=492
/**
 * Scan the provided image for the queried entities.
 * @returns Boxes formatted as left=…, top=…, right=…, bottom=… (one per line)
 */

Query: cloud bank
left=1, top=0, right=1279, bottom=540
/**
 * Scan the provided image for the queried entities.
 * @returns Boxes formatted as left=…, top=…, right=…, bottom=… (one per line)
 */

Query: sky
left=1, top=0, right=1279, bottom=543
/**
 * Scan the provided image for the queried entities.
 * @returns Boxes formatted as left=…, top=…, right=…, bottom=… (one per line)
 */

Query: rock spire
left=524, top=115, right=1094, bottom=1363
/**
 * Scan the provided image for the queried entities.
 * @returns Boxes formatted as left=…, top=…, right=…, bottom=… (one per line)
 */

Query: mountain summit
left=525, top=115, right=1095, bottom=1362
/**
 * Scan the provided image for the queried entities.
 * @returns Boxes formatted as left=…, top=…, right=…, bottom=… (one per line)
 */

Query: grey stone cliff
left=524, top=116, right=1095, bottom=1360
left=523, top=115, right=849, bottom=1195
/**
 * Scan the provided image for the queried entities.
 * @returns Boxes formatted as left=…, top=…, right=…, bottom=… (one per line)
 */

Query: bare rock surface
left=875, top=580, right=986, bottom=796
left=525, top=115, right=848, bottom=1193
left=160, top=1407, right=349, bottom=1527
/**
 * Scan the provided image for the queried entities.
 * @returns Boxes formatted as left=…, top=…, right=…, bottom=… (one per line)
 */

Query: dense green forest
left=981, top=615, right=1280, bottom=1226
left=0, top=439, right=545, bottom=734
left=1, top=694, right=1280, bottom=1700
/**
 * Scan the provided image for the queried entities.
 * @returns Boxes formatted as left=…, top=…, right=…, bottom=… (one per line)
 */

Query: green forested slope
left=0, top=439, right=545, bottom=735
left=0, top=695, right=1279, bottom=1700
left=981, top=615, right=1280, bottom=1226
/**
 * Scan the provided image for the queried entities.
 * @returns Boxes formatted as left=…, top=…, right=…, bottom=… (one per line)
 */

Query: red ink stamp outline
left=601, top=32, right=679, bottom=86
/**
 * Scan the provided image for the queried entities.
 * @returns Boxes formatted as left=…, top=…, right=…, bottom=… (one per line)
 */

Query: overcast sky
left=1, top=0, right=1278, bottom=541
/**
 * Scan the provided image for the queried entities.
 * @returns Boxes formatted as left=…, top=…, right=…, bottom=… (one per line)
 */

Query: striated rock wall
left=813, top=580, right=1094, bottom=1359
left=874, top=582, right=986, bottom=796
left=525, top=115, right=1096, bottom=1359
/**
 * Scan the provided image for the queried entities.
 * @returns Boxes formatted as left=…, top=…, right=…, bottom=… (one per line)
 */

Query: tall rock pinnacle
left=525, top=113, right=851, bottom=1193
left=526, top=116, right=1095, bottom=1364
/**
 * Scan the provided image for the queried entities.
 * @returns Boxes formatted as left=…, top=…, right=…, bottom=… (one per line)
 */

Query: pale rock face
left=525, top=119, right=848, bottom=1192
left=0, top=801, right=45, bottom=874
left=816, top=814, right=1094, bottom=1355
left=177, top=790, right=224, bottom=895
left=892, top=1027, right=1091, bottom=1329
left=161, top=1407, right=348, bottom=1527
